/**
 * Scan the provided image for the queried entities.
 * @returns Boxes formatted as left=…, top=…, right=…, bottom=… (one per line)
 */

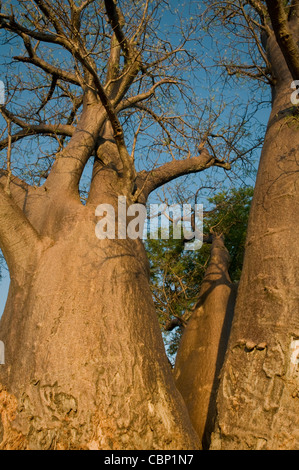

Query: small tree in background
left=146, top=186, right=253, bottom=362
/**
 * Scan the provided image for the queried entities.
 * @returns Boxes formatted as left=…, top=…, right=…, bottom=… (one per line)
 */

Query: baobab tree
left=0, top=0, right=298, bottom=451
left=173, top=0, right=299, bottom=450
left=0, top=0, right=236, bottom=450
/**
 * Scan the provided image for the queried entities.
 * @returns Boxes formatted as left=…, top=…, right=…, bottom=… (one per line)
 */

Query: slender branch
left=129, top=103, right=176, bottom=148
left=265, top=0, right=299, bottom=81
left=0, top=12, right=70, bottom=47
left=13, top=53, right=80, bottom=86
left=240, top=3, right=271, bottom=68
left=103, top=0, right=142, bottom=107
left=0, top=105, right=74, bottom=139
left=0, top=129, right=34, bottom=151
left=83, top=62, right=125, bottom=147
left=32, top=0, right=66, bottom=37
left=0, top=126, right=72, bottom=152
left=130, top=0, right=150, bottom=44
left=131, top=115, right=144, bottom=160
left=245, top=0, right=271, bottom=34
left=224, top=63, right=272, bottom=84
left=77, top=0, right=97, bottom=13
left=13, top=32, right=79, bottom=85
left=36, top=74, right=58, bottom=114
left=116, top=79, right=178, bottom=112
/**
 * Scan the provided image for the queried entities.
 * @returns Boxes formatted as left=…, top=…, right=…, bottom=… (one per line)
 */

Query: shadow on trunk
left=173, top=234, right=237, bottom=449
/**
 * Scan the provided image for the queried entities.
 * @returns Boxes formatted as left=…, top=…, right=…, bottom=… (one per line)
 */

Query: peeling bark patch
left=290, top=339, right=299, bottom=377
left=16, top=381, right=82, bottom=449
left=0, top=385, right=28, bottom=450
left=262, top=342, right=285, bottom=378
left=245, top=340, right=256, bottom=352
left=234, top=339, right=267, bottom=352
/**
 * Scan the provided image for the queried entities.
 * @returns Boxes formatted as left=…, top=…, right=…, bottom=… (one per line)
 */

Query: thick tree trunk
left=211, top=32, right=299, bottom=450
left=174, top=235, right=236, bottom=449
left=0, top=194, right=199, bottom=450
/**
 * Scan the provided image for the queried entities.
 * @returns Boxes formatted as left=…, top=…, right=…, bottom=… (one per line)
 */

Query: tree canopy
left=0, top=0, right=263, bottom=195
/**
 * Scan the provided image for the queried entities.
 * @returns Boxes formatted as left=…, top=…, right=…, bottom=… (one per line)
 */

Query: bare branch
left=32, top=0, right=66, bottom=37
left=0, top=127, right=71, bottom=152
left=134, top=149, right=231, bottom=203
left=116, top=79, right=178, bottom=111
left=130, top=0, right=150, bottom=44
left=240, top=3, right=271, bottom=68
left=13, top=33, right=80, bottom=86
left=265, top=0, right=299, bottom=81
left=0, top=183, right=43, bottom=279
left=36, top=74, right=58, bottom=114
left=245, top=0, right=270, bottom=32
left=104, top=0, right=132, bottom=60
left=224, top=63, right=272, bottom=84
left=77, top=0, right=97, bottom=13
left=0, top=11, right=69, bottom=47
left=13, top=54, right=80, bottom=85
left=0, top=105, right=75, bottom=142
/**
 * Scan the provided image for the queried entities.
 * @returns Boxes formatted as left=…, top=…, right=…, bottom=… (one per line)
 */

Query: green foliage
left=145, top=186, right=254, bottom=361
left=205, top=186, right=254, bottom=281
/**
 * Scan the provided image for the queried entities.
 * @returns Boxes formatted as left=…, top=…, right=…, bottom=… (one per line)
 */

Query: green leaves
left=205, top=186, right=254, bottom=281
left=145, top=185, right=253, bottom=361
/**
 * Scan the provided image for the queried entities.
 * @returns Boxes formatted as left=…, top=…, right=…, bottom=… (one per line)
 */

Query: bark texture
left=174, top=235, right=236, bottom=449
left=0, top=0, right=232, bottom=451
left=211, top=25, right=299, bottom=450
left=0, top=190, right=199, bottom=449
